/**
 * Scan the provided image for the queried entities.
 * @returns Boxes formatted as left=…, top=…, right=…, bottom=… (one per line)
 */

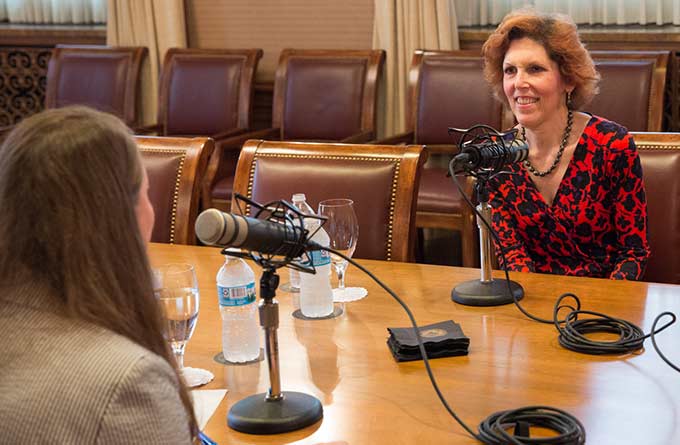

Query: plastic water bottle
left=288, top=194, right=315, bottom=305
left=299, top=218, right=334, bottom=318
left=217, top=252, right=261, bottom=362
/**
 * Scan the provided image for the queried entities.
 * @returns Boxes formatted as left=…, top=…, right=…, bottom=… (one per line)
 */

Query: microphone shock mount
left=224, top=194, right=324, bottom=434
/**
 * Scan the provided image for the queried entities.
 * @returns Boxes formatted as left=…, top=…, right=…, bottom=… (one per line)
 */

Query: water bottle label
left=311, top=250, right=331, bottom=267
left=218, top=282, right=256, bottom=306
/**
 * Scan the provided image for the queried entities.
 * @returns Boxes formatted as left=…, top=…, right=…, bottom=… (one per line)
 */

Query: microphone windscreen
left=195, top=209, right=247, bottom=247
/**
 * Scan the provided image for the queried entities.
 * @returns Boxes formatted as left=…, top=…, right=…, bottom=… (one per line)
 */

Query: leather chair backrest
left=231, top=140, right=425, bottom=261
left=589, top=51, right=669, bottom=131
left=159, top=48, right=262, bottom=135
left=631, top=131, right=680, bottom=284
left=136, top=136, right=214, bottom=245
left=46, top=46, right=147, bottom=127
left=409, top=51, right=507, bottom=144
left=272, top=49, right=385, bottom=141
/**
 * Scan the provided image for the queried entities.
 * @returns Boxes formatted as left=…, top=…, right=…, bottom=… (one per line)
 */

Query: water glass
left=318, top=199, right=359, bottom=293
left=153, top=263, right=200, bottom=369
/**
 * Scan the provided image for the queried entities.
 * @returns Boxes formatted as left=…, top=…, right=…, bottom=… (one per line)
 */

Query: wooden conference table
left=149, top=243, right=680, bottom=445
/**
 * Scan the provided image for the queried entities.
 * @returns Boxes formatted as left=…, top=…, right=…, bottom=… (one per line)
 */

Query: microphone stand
left=223, top=195, right=324, bottom=434
left=451, top=174, right=524, bottom=306
left=227, top=263, right=323, bottom=434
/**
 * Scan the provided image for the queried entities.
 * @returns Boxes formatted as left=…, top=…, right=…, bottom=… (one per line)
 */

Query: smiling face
left=502, top=37, right=573, bottom=131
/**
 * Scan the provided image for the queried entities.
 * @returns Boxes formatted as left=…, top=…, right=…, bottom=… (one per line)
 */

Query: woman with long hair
left=0, top=106, right=197, bottom=442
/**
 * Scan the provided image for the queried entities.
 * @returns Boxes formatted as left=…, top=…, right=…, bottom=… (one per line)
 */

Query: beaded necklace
left=522, top=109, right=573, bottom=177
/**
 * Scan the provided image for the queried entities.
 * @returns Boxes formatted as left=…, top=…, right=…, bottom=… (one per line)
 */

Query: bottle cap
left=223, top=247, right=243, bottom=256
left=292, top=193, right=306, bottom=202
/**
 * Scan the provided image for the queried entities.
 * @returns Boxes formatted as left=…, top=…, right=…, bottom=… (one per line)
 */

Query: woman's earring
left=566, top=91, right=573, bottom=109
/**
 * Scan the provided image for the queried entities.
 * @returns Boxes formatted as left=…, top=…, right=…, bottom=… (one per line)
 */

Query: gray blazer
left=0, top=282, right=192, bottom=444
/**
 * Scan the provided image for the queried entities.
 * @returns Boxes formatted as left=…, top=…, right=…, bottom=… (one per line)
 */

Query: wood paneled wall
left=186, top=0, right=374, bottom=83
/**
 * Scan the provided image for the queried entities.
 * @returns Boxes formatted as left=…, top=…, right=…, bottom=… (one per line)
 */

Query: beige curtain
left=107, top=0, right=187, bottom=125
left=372, top=0, right=460, bottom=138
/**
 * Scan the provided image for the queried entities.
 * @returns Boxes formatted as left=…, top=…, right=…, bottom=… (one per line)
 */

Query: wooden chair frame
left=272, top=49, right=385, bottom=141
left=629, top=131, right=680, bottom=284
left=231, top=140, right=425, bottom=262
left=589, top=50, right=669, bottom=131
left=377, top=50, right=514, bottom=267
left=210, top=48, right=386, bottom=212
left=156, top=48, right=263, bottom=135
left=379, top=49, right=514, bottom=147
left=135, top=136, right=214, bottom=245
left=46, top=45, right=147, bottom=127
left=137, top=48, right=262, bottom=210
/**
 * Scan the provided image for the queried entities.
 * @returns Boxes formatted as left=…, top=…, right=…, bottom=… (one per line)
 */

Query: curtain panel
left=107, top=0, right=187, bottom=125
left=0, top=0, right=106, bottom=24
left=373, top=0, right=460, bottom=137
left=455, top=0, right=680, bottom=26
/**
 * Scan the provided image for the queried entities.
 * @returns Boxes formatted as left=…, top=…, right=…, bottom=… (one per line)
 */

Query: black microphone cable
left=324, top=247, right=586, bottom=445
left=447, top=161, right=680, bottom=371
left=651, top=312, right=680, bottom=372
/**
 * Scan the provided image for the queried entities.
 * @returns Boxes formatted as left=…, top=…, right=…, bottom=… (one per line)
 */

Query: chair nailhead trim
left=141, top=148, right=187, bottom=244
left=637, top=144, right=680, bottom=150
left=247, top=153, right=402, bottom=261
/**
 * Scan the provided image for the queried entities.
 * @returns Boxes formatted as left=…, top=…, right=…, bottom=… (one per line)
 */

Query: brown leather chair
left=47, top=45, right=147, bottom=127
left=231, top=140, right=425, bottom=261
left=589, top=51, right=669, bottom=131
left=630, top=132, right=680, bottom=284
left=210, top=49, right=386, bottom=212
left=138, top=48, right=263, bottom=210
left=375, top=50, right=514, bottom=267
left=0, top=46, right=147, bottom=141
left=136, top=136, right=214, bottom=245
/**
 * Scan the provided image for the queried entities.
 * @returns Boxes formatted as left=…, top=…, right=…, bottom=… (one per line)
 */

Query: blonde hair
left=482, top=9, right=600, bottom=110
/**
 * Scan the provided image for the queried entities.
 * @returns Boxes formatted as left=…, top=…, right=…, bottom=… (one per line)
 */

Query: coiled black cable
left=478, top=406, right=586, bottom=445
left=553, top=293, right=648, bottom=354
left=650, top=312, right=680, bottom=373
left=325, top=248, right=587, bottom=445
left=449, top=161, right=679, bottom=367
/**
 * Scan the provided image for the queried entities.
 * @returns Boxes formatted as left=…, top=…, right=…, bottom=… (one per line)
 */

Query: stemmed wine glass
left=153, top=263, right=213, bottom=387
left=318, top=199, right=365, bottom=302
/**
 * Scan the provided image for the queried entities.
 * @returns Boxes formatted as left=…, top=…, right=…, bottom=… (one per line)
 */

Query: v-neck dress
left=488, top=115, right=650, bottom=280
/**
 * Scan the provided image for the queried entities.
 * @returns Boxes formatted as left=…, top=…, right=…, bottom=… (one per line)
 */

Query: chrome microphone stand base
left=227, top=266, right=323, bottom=434
left=451, top=278, right=523, bottom=306
left=451, top=180, right=524, bottom=306
left=227, top=391, right=323, bottom=434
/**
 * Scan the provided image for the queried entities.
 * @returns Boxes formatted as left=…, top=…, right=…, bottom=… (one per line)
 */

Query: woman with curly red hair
left=482, top=9, right=650, bottom=279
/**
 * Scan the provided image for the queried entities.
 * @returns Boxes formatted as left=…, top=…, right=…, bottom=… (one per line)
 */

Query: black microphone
left=452, top=134, right=528, bottom=172
left=195, top=208, right=321, bottom=257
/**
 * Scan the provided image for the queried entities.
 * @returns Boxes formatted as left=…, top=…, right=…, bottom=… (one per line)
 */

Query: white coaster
left=332, top=287, right=368, bottom=303
left=181, top=367, right=214, bottom=388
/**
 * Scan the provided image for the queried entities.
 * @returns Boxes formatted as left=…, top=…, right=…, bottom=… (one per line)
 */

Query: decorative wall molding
left=0, top=25, right=105, bottom=125
left=0, top=47, right=51, bottom=126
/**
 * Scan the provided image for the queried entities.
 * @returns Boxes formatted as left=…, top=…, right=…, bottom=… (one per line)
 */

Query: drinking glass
left=153, top=263, right=200, bottom=370
left=318, top=199, right=365, bottom=302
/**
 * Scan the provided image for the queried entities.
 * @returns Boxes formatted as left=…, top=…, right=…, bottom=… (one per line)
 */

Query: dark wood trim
left=254, top=82, right=273, bottom=92
left=460, top=25, right=680, bottom=131
left=460, top=25, right=680, bottom=51
left=0, top=24, right=106, bottom=46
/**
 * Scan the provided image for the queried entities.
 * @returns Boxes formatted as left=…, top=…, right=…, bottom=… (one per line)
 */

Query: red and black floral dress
left=488, top=115, right=650, bottom=280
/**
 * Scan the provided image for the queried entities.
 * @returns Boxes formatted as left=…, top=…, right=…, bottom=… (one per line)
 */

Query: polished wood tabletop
left=148, top=243, right=680, bottom=445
